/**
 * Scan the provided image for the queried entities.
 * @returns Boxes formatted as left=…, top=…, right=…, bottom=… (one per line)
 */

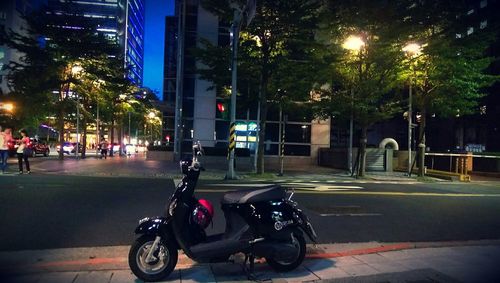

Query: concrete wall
left=198, top=155, right=319, bottom=172
left=311, top=118, right=330, bottom=161
left=193, top=4, right=218, bottom=147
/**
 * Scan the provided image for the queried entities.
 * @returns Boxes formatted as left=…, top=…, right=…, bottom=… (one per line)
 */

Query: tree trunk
left=418, top=107, right=427, bottom=177
left=358, top=126, right=368, bottom=177
left=110, top=115, right=115, bottom=157
left=256, top=72, right=269, bottom=174
left=58, top=107, right=65, bottom=160
left=118, top=120, right=123, bottom=156
left=81, top=117, right=87, bottom=159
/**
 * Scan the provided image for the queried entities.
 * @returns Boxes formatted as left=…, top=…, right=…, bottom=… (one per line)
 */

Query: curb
left=2, top=239, right=500, bottom=276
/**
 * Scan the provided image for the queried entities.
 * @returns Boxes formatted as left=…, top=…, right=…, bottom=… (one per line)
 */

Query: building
left=46, top=0, right=145, bottom=85
left=0, top=0, right=46, bottom=95
left=163, top=0, right=329, bottom=165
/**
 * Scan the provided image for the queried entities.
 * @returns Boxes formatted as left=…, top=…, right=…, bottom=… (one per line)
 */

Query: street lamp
left=0, top=103, right=14, bottom=112
left=71, top=64, right=83, bottom=159
left=403, top=42, right=422, bottom=175
left=148, top=112, right=156, bottom=143
left=343, top=35, right=365, bottom=175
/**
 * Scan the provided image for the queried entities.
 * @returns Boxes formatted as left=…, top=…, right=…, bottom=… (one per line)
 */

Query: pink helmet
left=191, top=199, right=214, bottom=229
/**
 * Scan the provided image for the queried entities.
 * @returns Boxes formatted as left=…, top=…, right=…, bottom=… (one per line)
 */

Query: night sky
left=143, top=0, right=174, bottom=99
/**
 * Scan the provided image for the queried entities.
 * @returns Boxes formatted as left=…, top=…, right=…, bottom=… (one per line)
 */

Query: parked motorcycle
left=128, top=141, right=317, bottom=282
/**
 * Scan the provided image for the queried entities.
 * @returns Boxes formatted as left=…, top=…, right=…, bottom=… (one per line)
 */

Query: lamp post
left=71, top=64, right=83, bottom=159
left=403, top=43, right=422, bottom=176
left=342, top=35, right=365, bottom=175
left=148, top=112, right=156, bottom=144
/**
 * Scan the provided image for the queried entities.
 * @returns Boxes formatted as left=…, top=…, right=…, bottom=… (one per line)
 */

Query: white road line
left=319, top=213, right=383, bottom=217
left=203, top=183, right=275, bottom=187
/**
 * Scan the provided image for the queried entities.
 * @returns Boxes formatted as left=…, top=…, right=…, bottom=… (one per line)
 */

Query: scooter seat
left=222, top=185, right=285, bottom=204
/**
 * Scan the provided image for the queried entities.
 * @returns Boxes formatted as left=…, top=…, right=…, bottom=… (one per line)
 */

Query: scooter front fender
left=134, top=216, right=173, bottom=238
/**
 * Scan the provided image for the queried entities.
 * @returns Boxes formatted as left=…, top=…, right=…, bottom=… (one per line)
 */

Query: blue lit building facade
left=0, top=0, right=46, bottom=94
left=46, top=0, right=145, bottom=85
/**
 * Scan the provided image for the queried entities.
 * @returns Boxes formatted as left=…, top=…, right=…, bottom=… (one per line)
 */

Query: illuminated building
left=46, top=0, right=145, bottom=85
left=163, top=0, right=329, bottom=164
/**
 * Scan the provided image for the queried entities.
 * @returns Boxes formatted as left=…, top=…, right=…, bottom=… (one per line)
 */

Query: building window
left=467, top=27, right=474, bottom=35
left=480, top=0, right=487, bottom=8
left=480, top=20, right=487, bottom=29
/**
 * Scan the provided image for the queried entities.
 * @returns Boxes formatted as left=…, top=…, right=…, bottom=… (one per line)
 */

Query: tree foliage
left=196, top=0, right=323, bottom=173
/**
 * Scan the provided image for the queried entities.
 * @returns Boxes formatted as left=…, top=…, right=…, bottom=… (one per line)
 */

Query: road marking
left=296, top=185, right=364, bottom=191
left=203, top=183, right=275, bottom=187
left=319, top=213, right=382, bottom=217
left=195, top=189, right=500, bottom=198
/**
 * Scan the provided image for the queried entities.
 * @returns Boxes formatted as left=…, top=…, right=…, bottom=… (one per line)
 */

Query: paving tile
left=0, top=274, right=42, bottom=283
left=158, top=270, right=181, bottom=283
left=377, top=250, right=417, bottom=261
left=303, top=259, right=349, bottom=280
left=329, top=256, right=364, bottom=267
left=252, top=266, right=319, bottom=282
left=37, top=272, right=79, bottom=283
left=423, top=255, right=465, bottom=268
left=109, top=270, right=144, bottom=283
left=210, top=262, right=247, bottom=282
left=338, top=264, right=379, bottom=277
left=322, top=268, right=460, bottom=283
left=180, top=266, right=216, bottom=283
left=403, top=247, right=463, bottom=259
left=436, top=265, right=500, bottom=283
left=74, top=271, right=113, bottom=283
left=366, top=262, right=411, bottom=273
left=352, top=253, right=393, bottom=264
left=395, top=258, right=434, bottom=270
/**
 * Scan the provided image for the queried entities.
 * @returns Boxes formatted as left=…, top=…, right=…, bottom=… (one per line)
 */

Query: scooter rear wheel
left=266, top=232, right=306, bottom=272
left=129, top=235, right=178, bottom=282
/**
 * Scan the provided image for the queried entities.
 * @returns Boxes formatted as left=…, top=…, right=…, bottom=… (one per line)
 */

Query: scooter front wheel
left=128, top=235, right=178, bottom=282
left=266, top=232, right=306, bottom=272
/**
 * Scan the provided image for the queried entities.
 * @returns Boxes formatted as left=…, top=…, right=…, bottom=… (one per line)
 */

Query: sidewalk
left=2, top=156, right=424, bottom=183
left=1, top=241, right=499, bottom=282
left=4, top=155, right=499, bottom=184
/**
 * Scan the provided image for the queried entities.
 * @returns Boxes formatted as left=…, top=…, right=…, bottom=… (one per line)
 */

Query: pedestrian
left=16, top=129, right=31, bottom=174
left=99, top=137, right=109, bottom=159
left=0, top=126, right=13, bottom=174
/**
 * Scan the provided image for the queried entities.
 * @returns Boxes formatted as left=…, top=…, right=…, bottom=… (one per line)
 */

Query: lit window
left=480, top=0, right=487, bottom=8
left=480, top=20, right=487, bottom=29
left=456, top=33, right=462, bottom=39
left=467, top=27, right=474, bottom=35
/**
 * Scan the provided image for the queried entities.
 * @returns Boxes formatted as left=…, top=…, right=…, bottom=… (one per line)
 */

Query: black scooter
left=128, top=142, right=317, bottom=282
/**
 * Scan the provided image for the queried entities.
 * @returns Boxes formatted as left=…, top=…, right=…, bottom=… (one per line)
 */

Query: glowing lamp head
left=403, top=43, right=422, bottom=56
left=343, top=35, right=365, bottom=51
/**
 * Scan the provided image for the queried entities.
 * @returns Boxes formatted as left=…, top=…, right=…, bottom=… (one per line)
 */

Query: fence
left=425, top=152, right=500, bottom=173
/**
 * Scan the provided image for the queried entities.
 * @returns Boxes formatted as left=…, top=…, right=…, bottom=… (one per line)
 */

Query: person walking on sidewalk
left=99, top=137, right=109, bottom=159
left=0, top=126, right=13, bottom=174
left=16, top=129, right=31, bottom=174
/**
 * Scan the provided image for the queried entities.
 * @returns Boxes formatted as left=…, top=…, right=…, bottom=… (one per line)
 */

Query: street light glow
left=71, top=64, right=83, bottom=75
left=343, top=35, right=365, bottom=51
left=403, top=43, right=422, bottom=56
left=148, top=112, right=156, bottom=119
left=1, top=103, right=14, bottom=112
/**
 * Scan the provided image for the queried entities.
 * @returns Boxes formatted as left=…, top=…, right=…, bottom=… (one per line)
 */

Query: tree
left=397, top=0, right=498, bottom=176
left=314, top=0, right=406, bottom=176
left=3, top=6, right=117, bottom=159
left=197, top=0, right=322, bottom=173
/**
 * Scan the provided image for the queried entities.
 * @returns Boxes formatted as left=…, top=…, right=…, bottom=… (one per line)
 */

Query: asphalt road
left=1, top=175, right=500, bottom=251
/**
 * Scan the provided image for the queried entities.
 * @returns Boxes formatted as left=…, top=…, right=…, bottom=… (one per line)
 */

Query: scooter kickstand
left=243, top=254, right=256, bottom=281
